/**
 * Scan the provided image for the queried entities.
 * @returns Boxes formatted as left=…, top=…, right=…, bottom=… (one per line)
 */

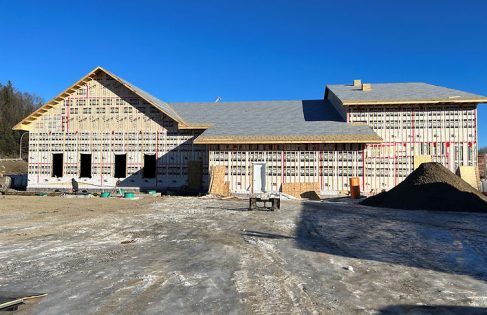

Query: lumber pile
left=282, top=182, right=320, bottom=199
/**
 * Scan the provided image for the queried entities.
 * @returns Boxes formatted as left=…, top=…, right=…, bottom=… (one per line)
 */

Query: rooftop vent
left=353, top=79, right=362, bottom=87
left=362, top=83, right=372, bottom=91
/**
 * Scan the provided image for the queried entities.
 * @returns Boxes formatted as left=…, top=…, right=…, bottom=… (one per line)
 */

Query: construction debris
left=360, top=162, right=487, bottom=212
left=0, top=292, right=47, bottom=311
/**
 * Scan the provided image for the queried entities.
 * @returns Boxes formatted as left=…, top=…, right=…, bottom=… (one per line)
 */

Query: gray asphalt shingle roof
left=327, top=82, right=487, bottom=105
left=104, top=68, right=380, bottom=143
left=170, top=100, right=382, bottom=143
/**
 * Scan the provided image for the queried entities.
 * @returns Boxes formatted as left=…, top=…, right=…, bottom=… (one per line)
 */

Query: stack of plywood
left=414, top=155, right=432, bottom=170
left=209, top=165, right=230, bottom=196
left=282, top=182, right=320, bottom=199
left=459, top=166, right=480, bottom=190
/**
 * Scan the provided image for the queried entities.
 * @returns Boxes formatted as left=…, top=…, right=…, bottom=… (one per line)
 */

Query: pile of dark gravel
left=360, top=162, right=487, bottom=212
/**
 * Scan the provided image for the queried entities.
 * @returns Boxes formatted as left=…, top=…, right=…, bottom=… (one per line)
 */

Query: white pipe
left=19, top=132, right=29, bottom=161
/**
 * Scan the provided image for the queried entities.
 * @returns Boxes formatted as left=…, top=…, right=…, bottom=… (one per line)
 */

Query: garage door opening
left=80, top=154, right=92, bottom=178
left=52, top=153, right=63, bottom=177
left=143, top=154, right=156, bottom=178
left=114, top=154, right=127, bottom=178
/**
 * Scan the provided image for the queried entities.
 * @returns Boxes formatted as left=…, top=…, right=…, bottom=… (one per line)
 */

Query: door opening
left=143, top=154, right=156, bottom=178
left=252, top=163, right=266, bottom=193
left=80, top=154, right=92, bottom=178
left=114, top=154, right=127, bottom=178
left=52, top=153, right=64, bottom=177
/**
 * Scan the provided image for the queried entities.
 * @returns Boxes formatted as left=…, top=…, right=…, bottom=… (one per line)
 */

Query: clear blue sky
left=1, top=0, right=487, bottom=146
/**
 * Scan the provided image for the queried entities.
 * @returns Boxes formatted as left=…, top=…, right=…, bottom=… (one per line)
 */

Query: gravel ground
left=1, top=195, right=487, bottom=314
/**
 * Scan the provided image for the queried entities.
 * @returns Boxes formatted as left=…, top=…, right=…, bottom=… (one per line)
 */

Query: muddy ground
left=1, top=195, right=487, bottom=314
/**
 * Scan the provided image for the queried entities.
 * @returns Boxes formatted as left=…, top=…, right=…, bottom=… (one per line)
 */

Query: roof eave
left=12, top=122, right=31, bottom=131
left=194, top=135, right=383, bottom=145
left=341, top=99, right=487, bottom=106
left=177, top=123, right=212, bottom=130
left=12, top=68, right=100, bottom=131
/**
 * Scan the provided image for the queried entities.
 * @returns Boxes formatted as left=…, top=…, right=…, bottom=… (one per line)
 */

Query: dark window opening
left=80, top=154, right=92, bottom=178
left=52, top=153, right=63, bottom=177
left=143, top=154, right=157, bottom=178
left=114, top=154, right=127, bottom=178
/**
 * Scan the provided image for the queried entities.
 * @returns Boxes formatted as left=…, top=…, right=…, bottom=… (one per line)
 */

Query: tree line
left=0, top=81, right=42, bottom=158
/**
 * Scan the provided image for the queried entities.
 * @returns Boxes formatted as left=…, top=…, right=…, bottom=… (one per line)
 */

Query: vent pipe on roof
left=362, top=83, right=372, bottom=91
left=353, top=79, right=362, bottom=87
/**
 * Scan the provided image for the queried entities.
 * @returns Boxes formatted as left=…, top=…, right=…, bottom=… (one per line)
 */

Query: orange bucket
left=349, top=177, right=360, bottom=199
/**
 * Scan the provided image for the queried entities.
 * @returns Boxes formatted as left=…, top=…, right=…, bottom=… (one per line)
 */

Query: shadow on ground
left=379, top=304, right=487, bottom=315
left=295, top=201, right=487, bottom=282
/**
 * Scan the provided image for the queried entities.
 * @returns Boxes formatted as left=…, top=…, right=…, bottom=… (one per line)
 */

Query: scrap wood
left=0, top=298, right=24, bottom=310
left=0, top=292, right=47, bottom=310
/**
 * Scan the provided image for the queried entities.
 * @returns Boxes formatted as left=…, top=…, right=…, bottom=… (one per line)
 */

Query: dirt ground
left=1, top=195, right=487, bottom=314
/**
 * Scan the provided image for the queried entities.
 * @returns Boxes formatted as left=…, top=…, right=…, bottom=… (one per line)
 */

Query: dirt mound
left=0, top=160, right=27, bottom=175
left=361, top=162, right=487, bottom=212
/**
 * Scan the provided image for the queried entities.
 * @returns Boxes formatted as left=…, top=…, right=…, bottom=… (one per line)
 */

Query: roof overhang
left=13, top=69, right=98, bottom=131
left=193, top=134, right=383, bottom=144
left=341, top=99, right=487, bottom=106
left=177, top=123, right=213, bottom=130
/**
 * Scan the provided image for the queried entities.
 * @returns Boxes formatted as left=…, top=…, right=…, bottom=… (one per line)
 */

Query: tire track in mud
left=94, top=272, right=168, bottom=315
left=233, top=234, right=320, bottom=314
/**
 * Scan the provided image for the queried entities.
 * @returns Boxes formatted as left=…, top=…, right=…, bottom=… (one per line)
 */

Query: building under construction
left=14, top=67, right=487, bottom=196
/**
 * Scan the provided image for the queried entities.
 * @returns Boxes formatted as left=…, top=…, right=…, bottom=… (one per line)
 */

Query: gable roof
left=13, top=66, right=189, bottom=131
left=104, top=68, right=188, bottom=125
left=327, top=82, right=487, bottom=106
left=171, top=100, right=382, bottom=144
